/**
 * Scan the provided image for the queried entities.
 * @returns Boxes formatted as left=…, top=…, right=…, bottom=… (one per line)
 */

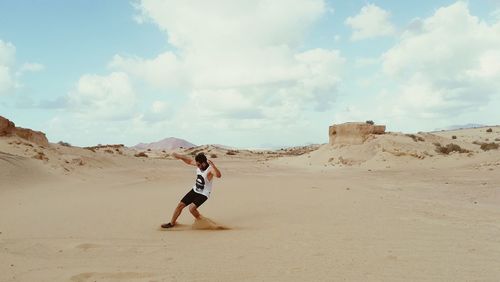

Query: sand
left=1, top=127, right=500, bottom=281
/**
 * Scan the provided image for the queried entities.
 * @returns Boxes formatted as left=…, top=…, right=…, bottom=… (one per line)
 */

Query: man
left=161, top=152, right=222, bottom=228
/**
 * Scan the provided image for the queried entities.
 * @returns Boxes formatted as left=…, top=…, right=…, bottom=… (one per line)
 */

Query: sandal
left=161, top=223, right=175, bottom=229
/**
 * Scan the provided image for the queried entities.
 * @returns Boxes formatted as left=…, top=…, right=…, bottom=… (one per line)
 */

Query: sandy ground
left=1, top=128, right=500, bottom=281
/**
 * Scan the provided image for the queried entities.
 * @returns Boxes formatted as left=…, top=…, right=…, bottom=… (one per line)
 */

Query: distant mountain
left=436, top=124, right=487, bottom=131
left=133, top=137, right=196, bottom=150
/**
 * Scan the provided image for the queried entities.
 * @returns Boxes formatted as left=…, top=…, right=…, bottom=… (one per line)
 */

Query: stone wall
left=329, top=122, right=386, bottom=145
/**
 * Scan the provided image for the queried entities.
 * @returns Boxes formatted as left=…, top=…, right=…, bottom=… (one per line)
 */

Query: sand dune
left=1, top=125, right=500, bottom=281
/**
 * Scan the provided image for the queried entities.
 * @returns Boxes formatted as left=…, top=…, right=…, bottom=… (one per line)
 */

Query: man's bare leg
left=169, top=202, right=186, bottom=225
left=189, top=203, right=202, bottom=219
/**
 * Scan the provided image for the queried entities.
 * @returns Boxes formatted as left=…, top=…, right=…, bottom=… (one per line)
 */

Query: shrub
left=134, top=152, right=148, bottom=157
left=452, top=135, right=457, bottom=139
left=486, top=128, right=493, bottom=133
left=226, top=150, right=238, bottom=155
left=480, top=142, right=499, bottom=151
left=366, top=120, right=374, bottom=125
left=210, top=153, right=217, bottom=158
left=495, top=138, right=500, bottom=142
left=434, top=143, right=470, bottom=155
left=32, top=151, right=48, bottom=161
left=104, top=149, right=114, bottom=154
left=189, top=148, right=204, bottom=156
left=58, top=141, right=71, bottom=147
left=406, top=134, right=425, bottom=142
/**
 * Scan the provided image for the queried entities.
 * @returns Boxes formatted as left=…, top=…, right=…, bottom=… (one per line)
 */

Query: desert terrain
left=1, top=117, right=500, bottom=281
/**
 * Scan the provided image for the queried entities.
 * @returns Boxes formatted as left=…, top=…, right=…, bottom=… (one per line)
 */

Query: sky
left=1, top=0, right=500, bottom=148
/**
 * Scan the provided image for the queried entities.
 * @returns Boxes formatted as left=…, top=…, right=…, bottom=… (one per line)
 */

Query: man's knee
left=177, top=202, right=186, bottom=210
left=189, top=204, right=198, bottom=213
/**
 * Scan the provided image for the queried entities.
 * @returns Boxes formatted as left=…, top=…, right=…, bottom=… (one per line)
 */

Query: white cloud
left=151, top=100, right=168, bottom=113
left=67, top=72, right=138, bottom=120
left=345, top=4, right=396, bottom=41
left=54, top=0, right=345, bottom=146
left=0, top=66, right=14, bottom=95
left=0, top=40, right=15, bottom=66
left=135, top=100, right=173, bottom=123
left=174, top=48, right=344, bottom=129
left=113, top=0, right=344, bottom=131
left=491, top=8, right=500, bottom=21
left=1, top=39, right=45, bottom=95
left=109, top=52, right=186, bottom=89
left=135, top=0, right=325, bottom=49
left=294, top=49, right=344, bottom=110
left=19, top=62, right=45, bottom=74
left=0, top=40, right=16, bottom=95
left=380, top=2, right=500, bottom=122
left=354, top=57, right=379, bottom=67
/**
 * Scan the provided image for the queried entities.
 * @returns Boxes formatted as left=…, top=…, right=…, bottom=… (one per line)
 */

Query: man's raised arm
left=208, top=160, right=222, bottom=178
left=172, top=152, right=195, bottom=166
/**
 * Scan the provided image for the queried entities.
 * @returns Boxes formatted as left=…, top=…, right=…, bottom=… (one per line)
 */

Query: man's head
left=195, top=152, right=209, bottom=171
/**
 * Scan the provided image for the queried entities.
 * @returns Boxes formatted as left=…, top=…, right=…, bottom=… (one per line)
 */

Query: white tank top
left=192, top=165, right=213, bottom=197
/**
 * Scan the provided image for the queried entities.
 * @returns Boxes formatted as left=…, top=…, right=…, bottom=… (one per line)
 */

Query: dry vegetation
left=278, top=145, right=321, bottom=156
left=84, top=144, right=125, bottom=153
left=32, top=151, right=48, bottom=161
left=57, top=141, right=71, bottom=147
left=433, top=143, right=470, bottom=155
left=480, top=142, right=499, bottom=151
left=472, top=141, right=500, bottom=151
left=134, top=152, right=148, bottom=157
left=406, top=134, right=425, bottom=142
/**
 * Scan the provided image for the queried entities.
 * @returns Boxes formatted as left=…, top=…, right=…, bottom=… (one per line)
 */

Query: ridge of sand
left=271, top=128, right=500, bottom=169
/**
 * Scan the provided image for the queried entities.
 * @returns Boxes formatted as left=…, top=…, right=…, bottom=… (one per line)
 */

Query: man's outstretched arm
left=172, top=152, right=195, bottom=166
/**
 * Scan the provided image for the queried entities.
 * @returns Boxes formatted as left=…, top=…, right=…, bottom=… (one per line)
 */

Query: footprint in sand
left=75, top=243, right=100, bottom=251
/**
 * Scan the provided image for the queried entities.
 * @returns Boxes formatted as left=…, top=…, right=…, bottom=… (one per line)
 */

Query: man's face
left=196, top=161, right=208, bottom=170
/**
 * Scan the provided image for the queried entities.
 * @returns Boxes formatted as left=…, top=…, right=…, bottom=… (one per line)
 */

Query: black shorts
left=180, top=189, right=208, bottom=207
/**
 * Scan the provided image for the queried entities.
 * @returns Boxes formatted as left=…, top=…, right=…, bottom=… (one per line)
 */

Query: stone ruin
left=329, top=122, right=386, bottom=145
left=0, top=116, right=49, bottom=146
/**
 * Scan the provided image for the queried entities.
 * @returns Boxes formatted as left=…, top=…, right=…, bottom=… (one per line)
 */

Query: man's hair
left=195, top=152, right=207, bottom=164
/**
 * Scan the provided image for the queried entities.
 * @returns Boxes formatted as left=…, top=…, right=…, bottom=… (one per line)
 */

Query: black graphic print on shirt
left=195, top=175, right=205, bottom=192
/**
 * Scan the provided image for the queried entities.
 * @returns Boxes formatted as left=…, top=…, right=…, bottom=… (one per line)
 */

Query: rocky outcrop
left=0, top=116, right=49, bottom=146
left=15, top=128, right=50, bottom=147
left=0, top=116, right=16, bottom=136
left=329, top=122, right=386, bottom=145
